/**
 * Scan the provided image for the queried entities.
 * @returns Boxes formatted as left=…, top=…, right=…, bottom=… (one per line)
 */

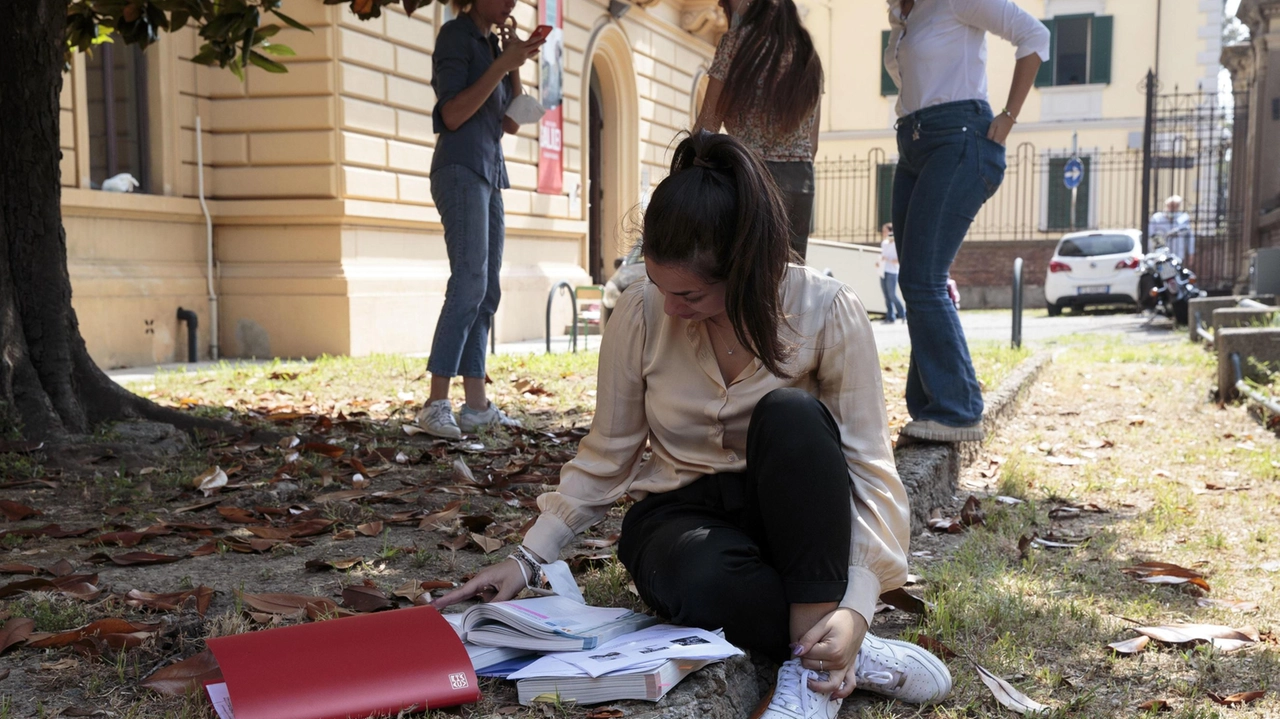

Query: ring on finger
left=818, top=660, right=823, bottom=672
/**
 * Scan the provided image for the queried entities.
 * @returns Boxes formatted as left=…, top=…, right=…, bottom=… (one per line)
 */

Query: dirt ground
left=0, top=332, right=1275, bottom=718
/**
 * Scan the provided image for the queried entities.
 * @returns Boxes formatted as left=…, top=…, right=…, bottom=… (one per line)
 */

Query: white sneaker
left=458, top=401, right=522, bottom=433
left=759, top=659, right=841, bottom=719
left=416, top=399, right=461, bottom=439
left=854, top=634, right=953, bottom=705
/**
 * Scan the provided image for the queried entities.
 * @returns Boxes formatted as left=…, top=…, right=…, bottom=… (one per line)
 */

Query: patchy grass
left=904, top=333, right=1280, bottom=717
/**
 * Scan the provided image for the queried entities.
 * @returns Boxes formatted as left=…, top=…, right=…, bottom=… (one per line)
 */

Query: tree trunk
left=0, top=0, right=228, bottom=441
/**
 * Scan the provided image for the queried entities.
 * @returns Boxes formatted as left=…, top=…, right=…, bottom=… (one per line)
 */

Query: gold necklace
left=708, top=320, right=740, bottom=356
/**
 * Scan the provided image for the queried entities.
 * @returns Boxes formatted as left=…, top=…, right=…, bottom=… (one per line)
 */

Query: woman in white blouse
left=436, top=132, right=951, bottom=717
left=885, top=0, right=1048, bottom=443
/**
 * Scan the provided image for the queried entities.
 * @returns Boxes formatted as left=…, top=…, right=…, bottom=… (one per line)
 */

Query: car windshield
left=1057, top=234, right=1135, bottom=257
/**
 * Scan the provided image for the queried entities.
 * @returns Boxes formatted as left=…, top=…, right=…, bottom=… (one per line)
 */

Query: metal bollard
left=1011, top=257, right=1024, bottom=349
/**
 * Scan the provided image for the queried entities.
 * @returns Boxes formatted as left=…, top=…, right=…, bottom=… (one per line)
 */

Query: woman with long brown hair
left=435, top=132, right=952, bottom=718
left=694, top=0, right=823, bottom=259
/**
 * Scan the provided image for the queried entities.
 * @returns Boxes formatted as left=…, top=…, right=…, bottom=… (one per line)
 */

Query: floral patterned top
left=707, top=27, right=818, bottom=163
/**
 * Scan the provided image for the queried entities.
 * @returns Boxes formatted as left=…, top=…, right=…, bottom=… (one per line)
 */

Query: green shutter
left=876, top=164, right=896, bottom=228
left=1089, top=15, right=1113, bottom=85
left=1034, top=18, right=1056, bottom=87
left=881, top=30, right=898, bottom=96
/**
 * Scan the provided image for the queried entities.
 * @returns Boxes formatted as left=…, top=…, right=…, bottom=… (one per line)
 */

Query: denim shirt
left=431, top=17, right=512, bottom=189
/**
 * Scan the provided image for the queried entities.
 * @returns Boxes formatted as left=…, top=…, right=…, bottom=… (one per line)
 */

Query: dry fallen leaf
left=1136, top=699, right=1171, bottom=712
left=304, top=557, right=364, bottom=572
left=123, top=587, right=214, bottom=616
left=1195, top=598, right=1258, bottom=613
left=1132, top=623, right=1258, bottom=651
left=1108, top=635, right=1151, bottom=655
left=0, top=617, right=34, bottom=654
left=192, top=467, right=228, bottom=497
left=356, top=521, right=384, bottom=537
left=341, top=583, right=395, bottom=612
left=452, top=458, right=478, bottom=485
left=973, top=662, right=1050, bottom=715
left=87, top=551, right=185, bottom=567
left=1206, top=691, right=1265, bottom=706
left=40, top=657, right=80, bottom=671
left=878, top=588, right=932, bottom=615
left=0, top=500, right=40, bottom=521
left=913, top=634, right=958, bottom=659
left=140, top=650, right=223, bottom=696
left=1122, top=562, right=1211, bottom=592
left=472, top=533, right=504, bottom=554
left=238, top=592, right=344, bottom=620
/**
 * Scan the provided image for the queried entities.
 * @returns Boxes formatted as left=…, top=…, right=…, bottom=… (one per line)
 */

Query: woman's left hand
left=794, top=608, right=869, bottom=700
left=987, top=113, right=1015, bottom=146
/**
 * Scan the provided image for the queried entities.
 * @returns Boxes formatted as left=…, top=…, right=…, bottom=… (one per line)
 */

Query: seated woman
left=434, top=132, right=951, bottom=717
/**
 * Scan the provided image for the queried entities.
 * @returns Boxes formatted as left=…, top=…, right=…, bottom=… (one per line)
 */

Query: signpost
left=1064, top=156, right=1084, bottom=231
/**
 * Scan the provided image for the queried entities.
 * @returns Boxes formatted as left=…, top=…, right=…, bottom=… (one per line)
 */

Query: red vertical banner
left=537, top=0, right=564, bottom=195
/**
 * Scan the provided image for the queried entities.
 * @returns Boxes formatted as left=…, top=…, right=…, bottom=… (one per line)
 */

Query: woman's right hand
left=432, top=557, right=526, bottom=610
left=496, top=32, right=545, bottom=73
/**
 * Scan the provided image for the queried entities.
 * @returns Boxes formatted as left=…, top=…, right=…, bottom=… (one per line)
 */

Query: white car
left=1043, top=229, right=1144, bottom=317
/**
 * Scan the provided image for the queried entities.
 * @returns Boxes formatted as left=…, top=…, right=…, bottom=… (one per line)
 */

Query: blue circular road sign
left=1063, top=157, right=1084, bottom=190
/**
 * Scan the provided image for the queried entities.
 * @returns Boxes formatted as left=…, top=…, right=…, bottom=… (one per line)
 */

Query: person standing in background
left=694, top=0, right=823, bottom=260
left=878, top=223, right=906, bottom=324
left=417, top=0, right=544, bottom=439
left=885, top=0, right=1048, bottom=443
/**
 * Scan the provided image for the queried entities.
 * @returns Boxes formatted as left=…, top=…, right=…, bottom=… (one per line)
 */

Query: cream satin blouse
left=523, top=266, right=910, bottom=625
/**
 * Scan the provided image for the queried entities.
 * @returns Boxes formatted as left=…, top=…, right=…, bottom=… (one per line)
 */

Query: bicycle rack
left=545, top=282, right=579, bottom=354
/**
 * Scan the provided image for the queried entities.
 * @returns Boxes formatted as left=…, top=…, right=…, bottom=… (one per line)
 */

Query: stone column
left=1223, top=44, right=1254, bottom=288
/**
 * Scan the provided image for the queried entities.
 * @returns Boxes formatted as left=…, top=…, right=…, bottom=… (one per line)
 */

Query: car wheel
left=1047, top=303, right=1062, bottom=317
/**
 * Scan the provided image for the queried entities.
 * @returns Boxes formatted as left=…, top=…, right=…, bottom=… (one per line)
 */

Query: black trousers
left=617, top=389, right=852, bottom=661
left=765, top=160, right=815, bottom=261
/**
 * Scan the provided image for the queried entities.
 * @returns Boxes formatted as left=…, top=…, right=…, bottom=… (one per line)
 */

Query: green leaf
left=270, top=9, right=313, bottom=33
left=259, top=42, right=295, bottom=57
left=229, top=56, right=245, bottom=82
left=190, top=44, right=218, bottom=65
left=170, top=9, right=190, bottom=30
left=253, top=23, right=280, bottom=40
left=248, top=50, right=288, bottom=73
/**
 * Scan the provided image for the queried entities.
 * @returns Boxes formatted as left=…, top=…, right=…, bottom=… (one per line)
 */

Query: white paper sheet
left=542, top=560, right=585, bottom=604
left=505, top=94, right=546, bottom=125
left=206, top=682, right=235, bottom=719
left=509, top=625, right=742, bottom=679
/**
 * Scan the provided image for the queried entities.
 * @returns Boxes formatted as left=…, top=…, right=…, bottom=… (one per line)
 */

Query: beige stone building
left=1226, top=0, right=1280, bottom=255
left=61, top=0, right=726, bottom=368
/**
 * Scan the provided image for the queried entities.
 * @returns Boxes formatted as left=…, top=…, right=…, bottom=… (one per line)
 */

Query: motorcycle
left=1139, top=229, right=1204, bottom=325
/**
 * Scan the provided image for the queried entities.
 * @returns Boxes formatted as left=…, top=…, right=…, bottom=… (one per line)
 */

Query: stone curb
left=896, top=349, right=1055, bottom=535
left=628, top=350, right=1056, bottom=718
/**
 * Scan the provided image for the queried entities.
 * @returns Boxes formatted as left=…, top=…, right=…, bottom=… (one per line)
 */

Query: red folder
left=206, top=605, right=479, bottom=719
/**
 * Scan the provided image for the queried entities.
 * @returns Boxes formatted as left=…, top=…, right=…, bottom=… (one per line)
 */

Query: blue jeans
left=880, top=272, right=905, bottom=321
left=892, top=100, right=1006, bottom=427
left=428, top=164, right=504, bottom=379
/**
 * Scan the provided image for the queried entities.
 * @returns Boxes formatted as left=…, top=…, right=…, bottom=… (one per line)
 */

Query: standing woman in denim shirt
left=885, top=0, right=1048, bottom=442
left=417, top=0, right=543, bottom=439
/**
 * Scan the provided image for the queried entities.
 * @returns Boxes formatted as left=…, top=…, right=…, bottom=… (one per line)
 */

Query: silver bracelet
left=511, top=546, right=546, bottom=589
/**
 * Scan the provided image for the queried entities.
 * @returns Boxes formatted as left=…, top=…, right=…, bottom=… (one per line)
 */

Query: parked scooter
left=1139, top=230, right=1204, bottom=325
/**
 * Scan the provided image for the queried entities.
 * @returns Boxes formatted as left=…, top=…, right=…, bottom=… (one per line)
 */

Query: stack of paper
left=507, top=624, right=744, bottom=706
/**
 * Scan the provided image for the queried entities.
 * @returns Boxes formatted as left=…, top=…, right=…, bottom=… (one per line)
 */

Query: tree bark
left=0, top=0, right=230, bottom=441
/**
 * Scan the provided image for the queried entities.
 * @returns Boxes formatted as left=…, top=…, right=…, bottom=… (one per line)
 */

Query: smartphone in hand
left=531, top=24, right=553, bottom=41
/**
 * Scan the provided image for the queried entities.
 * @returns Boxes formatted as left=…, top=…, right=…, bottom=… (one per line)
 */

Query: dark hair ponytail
left=717, top=0, right=823, bottom=134
left=643, top=131, right=794, bottom=378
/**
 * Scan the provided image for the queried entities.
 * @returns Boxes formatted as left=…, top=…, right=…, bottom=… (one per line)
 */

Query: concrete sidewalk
left=106, top=309, right=1153, bottom=385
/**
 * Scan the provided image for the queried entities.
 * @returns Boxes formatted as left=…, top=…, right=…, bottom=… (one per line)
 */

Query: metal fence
left=814, top=144, right=1146, bottom=245
left=813, top=82, right=1249, bottom=291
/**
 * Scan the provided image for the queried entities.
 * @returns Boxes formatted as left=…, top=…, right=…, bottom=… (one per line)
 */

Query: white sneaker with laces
left=458, top=401, right=522, bottom=433
left=416, top=399, right=461, bottom=440
left=853, top=634, right=953, bottom=705
left=759, top=659, right=841, bottom=719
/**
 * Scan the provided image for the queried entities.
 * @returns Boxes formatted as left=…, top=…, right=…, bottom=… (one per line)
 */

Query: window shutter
left=1089, top=15, right=1113, bottom=85
left=881, top=30, right=899, bottom=96
left=1034, top=18, right=1056, bottom=88
left=876, top=164, right=896, bottom=228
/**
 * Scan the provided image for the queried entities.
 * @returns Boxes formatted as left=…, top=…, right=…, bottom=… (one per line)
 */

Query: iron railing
left=813, top=79, right=1248, bottom=292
